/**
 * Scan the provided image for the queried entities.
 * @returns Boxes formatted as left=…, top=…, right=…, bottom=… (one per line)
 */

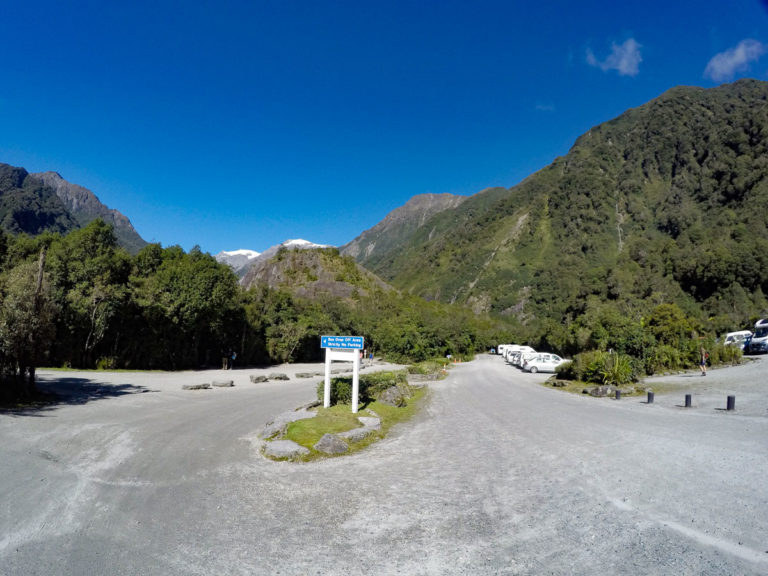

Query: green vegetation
left=315, top=370, right=411, bottom=406
left=0, top=221, right=490, bottom=401
left=283, top=386, right=427, bottom=460
left=347, top=79, right=768, bottom=372
left=3, top=80, right=768, bottom=403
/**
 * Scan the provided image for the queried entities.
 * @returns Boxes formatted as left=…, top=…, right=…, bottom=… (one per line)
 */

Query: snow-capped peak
left=221, top=249, right=260, bottom=259
left=282, top=239, right=329, bottom=249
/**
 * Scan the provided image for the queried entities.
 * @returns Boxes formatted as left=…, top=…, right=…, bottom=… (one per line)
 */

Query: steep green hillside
left=0, top=164, right=78, bottom=235
left=349, top=79, right=768, bottom=340
left=241, top=246, right=391, bottom=299
left=0, top=163, right=146, bottom=253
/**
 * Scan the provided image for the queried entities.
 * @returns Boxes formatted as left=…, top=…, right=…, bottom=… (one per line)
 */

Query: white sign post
left=321, top=336, right=364, bottom=413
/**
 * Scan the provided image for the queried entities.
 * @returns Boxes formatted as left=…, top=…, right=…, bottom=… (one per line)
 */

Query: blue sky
left=2, top=1, right=768, bottom=254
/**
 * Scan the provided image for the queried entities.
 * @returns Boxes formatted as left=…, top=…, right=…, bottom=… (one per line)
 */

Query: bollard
left=685, top=394, right=692, bottom=408
left=727, top=395, right=735, bottom=411
left=647, top=391, right=654, bottom=404
left=615, top=390, right=621, bottom=400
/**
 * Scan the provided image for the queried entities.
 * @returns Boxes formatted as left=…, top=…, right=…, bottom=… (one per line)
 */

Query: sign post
left=321, top=336, right=364, bottom=413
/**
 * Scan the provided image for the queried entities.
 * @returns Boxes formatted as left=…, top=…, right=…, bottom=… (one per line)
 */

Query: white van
left=723, top=330, right=752, bottom=349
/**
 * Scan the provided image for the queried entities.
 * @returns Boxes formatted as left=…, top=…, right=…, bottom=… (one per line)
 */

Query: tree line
left=0, top=219, right=753, bottom=403
left=0, top=220, right=497, bottom=400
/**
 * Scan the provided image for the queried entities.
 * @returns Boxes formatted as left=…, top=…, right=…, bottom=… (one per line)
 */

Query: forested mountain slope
left=342, top=192, right=469, bottom=267
left=346, top=79, right=768, bottom=340
left=0, top=163, right=146, bottom=253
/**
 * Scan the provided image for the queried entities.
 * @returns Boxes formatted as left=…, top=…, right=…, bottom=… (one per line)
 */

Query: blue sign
left=321, top=335, right=364, bottom=350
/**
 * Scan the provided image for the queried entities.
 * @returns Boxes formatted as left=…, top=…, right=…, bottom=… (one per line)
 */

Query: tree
left=0, top=249, right=57, bottom=399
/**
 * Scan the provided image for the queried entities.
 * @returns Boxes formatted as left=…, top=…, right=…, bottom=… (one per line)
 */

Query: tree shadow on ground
left=1, top=376, right=153, bottom=416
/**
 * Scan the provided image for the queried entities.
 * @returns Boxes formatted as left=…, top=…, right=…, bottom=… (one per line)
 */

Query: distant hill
left=0, top=163, right=146, bottom=253
left=241, top=244, right=390, bottom=300
left=343, top=79, right=768, bottom=335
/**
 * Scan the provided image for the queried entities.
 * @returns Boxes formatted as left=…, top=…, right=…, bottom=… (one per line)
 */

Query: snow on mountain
left=282, top=239, right=329, bottom=249
left=221, top=249, right=261, bottom=259
left=216, top=240, right=331, bottom=279
left=214, top=249, right=261, bottom=278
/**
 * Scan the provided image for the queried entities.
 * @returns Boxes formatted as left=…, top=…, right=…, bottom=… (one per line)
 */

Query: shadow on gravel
left=1, top=377, right=153, bottom=417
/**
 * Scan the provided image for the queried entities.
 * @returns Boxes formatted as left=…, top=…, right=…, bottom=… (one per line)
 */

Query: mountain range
left=4, top=78, right=768, bottom=341
left=341, top=78, right=768, bottom=335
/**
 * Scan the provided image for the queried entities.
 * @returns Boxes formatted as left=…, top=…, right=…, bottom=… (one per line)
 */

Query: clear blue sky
left=2, top=1, right=767, bottom=254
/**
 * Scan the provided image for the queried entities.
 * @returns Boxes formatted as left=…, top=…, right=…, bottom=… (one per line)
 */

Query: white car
left=522, top=353, right=568, bottom=373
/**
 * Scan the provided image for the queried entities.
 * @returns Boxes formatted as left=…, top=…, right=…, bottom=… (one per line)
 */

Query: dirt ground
left=1, top=356, right=766, bottom=575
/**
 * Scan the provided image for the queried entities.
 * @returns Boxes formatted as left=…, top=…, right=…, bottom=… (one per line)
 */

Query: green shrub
left=706, top=343, right=742, bottom=365
left=316, top=370, right=410, bottom=406
left=646, top=344, right=682, bottom=374
left=555, top=350, right=637, bottom=384
left=407, top=358, right=447, bottom=375
left=96, top=356, right=117, bottom=370
left=600, top=352, right=635, bottom=386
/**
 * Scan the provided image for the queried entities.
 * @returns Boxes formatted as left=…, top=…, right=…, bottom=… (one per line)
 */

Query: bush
left=407, top=359, right=447, bottom=376
left=706, top=343, right=742, bottom=365
left=316, top=370, right=410, bottom=406
left=600, top=352, right=635, bottom=386
left=96, top=356, right=117, bottom=370
left=555, top=350, right=637, bottom=385
left=645, top=344, right=683, bottom=374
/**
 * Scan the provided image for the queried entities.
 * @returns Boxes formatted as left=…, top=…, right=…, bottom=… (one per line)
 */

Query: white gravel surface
left=1, top=356, right=766, bottom=575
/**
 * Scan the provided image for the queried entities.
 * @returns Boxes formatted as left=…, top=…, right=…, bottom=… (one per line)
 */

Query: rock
left=263, top=440, right=309, bottom=459
left=250, top=375, right=269, bottom=383
left=295, top=373, right=314, bottom=379
left=378, top=385, right=407, bottom=407
left=268, top=373, right=290, bottom=381
left=259, top=409, right=317, bottom=440
left=589, top=385, right=616, bottom=397
left=313, top=433, right=348, bottom=454
left=338, top=427, right=374, bottom=442
left=551, top=380, right=568, bottom=387
left=182, top=383, right=211, bottom=390
left=212, top=380, right=234, bottom=387
left=357, top=416, right=381, bottom=430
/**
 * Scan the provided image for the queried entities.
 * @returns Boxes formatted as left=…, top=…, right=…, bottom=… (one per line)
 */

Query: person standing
left=699, top=346, right=707, bottom=376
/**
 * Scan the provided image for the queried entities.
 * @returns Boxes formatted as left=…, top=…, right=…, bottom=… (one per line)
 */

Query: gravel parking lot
left=1, top=356, right=766, bottom=575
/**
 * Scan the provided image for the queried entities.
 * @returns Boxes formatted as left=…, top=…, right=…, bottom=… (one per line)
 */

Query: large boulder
left=269, top=373, right=290, bottom=381
left=182, top=383, right=211, bottom=390
left=587, top=385, right=616, bottom=397
left=357, top=416, right=381, bottom=430
left=264, top=440, right=309, bottom=459
left=259, top=409, right=317, bottom=440
left=313, top=434, right=348, bottom=454
left=338, top=427, right=374, bottom=443
left=250, top=375, right=269, bottom=383
left=377, top=385, right=407, bottom=407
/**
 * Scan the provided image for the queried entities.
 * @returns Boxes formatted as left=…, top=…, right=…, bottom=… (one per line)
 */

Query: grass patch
left=283, top=386, right=428, bottom=461
left=407, top=359, right=450, bottom=379
left=543, top=378, right=646, bottom=396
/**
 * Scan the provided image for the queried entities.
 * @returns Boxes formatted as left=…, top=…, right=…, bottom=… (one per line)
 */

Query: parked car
left=748, top=324, right=768, bottom=354
left=516, top=350, right=539, bottom=368
left=522, top=353, right=568, bottom=373
left=723, top=330, right=753, bottom=350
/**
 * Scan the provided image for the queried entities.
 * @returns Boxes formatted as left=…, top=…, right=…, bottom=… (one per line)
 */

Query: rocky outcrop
left=32, top=171, right=147, bottom=254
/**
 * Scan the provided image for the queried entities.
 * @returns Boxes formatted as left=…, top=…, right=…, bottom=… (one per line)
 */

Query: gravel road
left=1, top=357, right=766, bottom=575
